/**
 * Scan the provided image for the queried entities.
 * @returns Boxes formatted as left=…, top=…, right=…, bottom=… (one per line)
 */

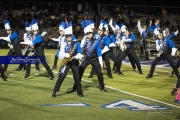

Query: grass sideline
left=0, top=49, right=180, bottom=120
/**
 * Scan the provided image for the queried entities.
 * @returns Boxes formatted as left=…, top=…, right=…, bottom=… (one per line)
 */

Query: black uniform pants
left=118, top=47, right=142, bottom=72
left=149, top=54, right=180, bottom=78
left=102, top=51, right=112, bottom=75
left=53, top=60, right=83, bottom=95
left=139, top=44, right=149, bottom=61
left=117, top=49, right=136, bottom=70
left=26, top=51, right=53, bottom=76
left=73, top=57, right=105, bottom=90
left=0, top=64, right=5, bottom=78
left=110, top=48, right=120, bottom=72
left=4, top=47, right=24, bottom=71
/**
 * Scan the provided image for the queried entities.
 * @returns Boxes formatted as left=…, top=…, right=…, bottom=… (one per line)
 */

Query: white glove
left=65, top=53, right=70, bottom=58
left=10, top=44, right=13, bottom=49
left=171, top=48, right=177, bottom=56
left=101, top=46, right=110, bottom=54
left=41, top=31, right=47, bottom=37
left=72, top=53, right=83, bottom=60
left=160, top=43, right=163, bottom=47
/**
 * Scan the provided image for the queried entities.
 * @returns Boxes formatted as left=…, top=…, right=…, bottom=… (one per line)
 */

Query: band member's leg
left=52, top=65, right=71, bottom=97
left=0, top=64, right=7, bottom=81
left=146, top=56, right=162, bottom=78
left=4, top=49, right=13, bottom=71
left=71, top=61, right=83, bottom=96
left=103, top=51, right=112, bottom=78
left=91, top=58, right=106, bottom=91
left=38, top=56, right=54, bottom=80
left=165, top=55, right=180, bottom=78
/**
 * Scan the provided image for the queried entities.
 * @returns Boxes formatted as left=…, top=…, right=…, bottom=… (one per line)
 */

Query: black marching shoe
left=118, top=71, right=124, bottom=75
left=139, top=71, right=144, bottom=74
left=51, top=66, right=57, bottom=70
left=171, top=87, right=178, bottom=95
left=15, top=67, right=22, bottom=71
left=101, top=88, right=107, bottom=92
left=50, top=75, right=54, bottom=80
left=70, top=87, right=77, bottom=93
left=107, top=74, right=113, bottom=78
left=24, top=74, right=30, bottom=79
left=146, top=74, right=153, bottom=78
left=52, top=91, right=56, bottom=97
left=88, top=74, right=93, bottom=78
left=77, top=93, right=84, bottom=97
left=2, top=76, right=7, bottom=81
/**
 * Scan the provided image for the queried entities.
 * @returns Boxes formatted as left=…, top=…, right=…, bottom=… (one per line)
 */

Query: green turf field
left=0, top=49, right=180, bottom=120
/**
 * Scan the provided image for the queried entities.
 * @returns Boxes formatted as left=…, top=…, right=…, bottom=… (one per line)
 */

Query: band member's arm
left=101, top=36, right=110, bottom=54
left=59, top=43, right=70, bottom=60
left=41, top=31, right=47, bottom=37
left=109, top=18, right=116, bottom=33
left=0, top=32, right=18, bottom=42
left=96, top=40, right=103, bottom=67
left=167, top=38, right=177, bottom=56
left=32, top=35, right=42, bottom=45
left=137, top=20, right=143, bottom=36
left=109, top=34, right=116, bottom=47
left=72, top=42, right=83, bottom=59
left=156, top=40, right=161, bottom=51
left=50, top=38, right=59, bottom=42
left=168, top=29, right=179, bottom=39
left=80, top=36, right=86, bottom=48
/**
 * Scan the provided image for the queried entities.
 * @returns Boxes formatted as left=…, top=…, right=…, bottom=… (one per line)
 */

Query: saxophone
left=61, top=44, right=76, bottom=66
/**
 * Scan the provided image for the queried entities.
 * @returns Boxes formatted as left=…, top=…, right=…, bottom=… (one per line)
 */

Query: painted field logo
left=101, top=100, right=170, bottom=111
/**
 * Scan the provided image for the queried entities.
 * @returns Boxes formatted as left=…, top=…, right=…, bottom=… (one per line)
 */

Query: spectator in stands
left=129, top=10, right=135, bottom=19
left=124, top=6, right=128, bottom=17
left=144, top=6, right=148, bottom=15
left=31, top=3, right=37, bottom=12
left=166, top=19, right=171, bottom=27
left=162, top=7, right=167, bottom=17
left=129, top=18, right=136, bottom=28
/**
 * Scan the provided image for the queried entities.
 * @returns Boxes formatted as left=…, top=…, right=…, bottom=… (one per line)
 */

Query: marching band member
left=51, top=22, right=66, bottom=70
left=137, top=19, right=152, bottom=61
left=110, top=18, right=136, bottom=72
left=99, top=18, right=113, bottom=78
left=0, top=19, right=25, bottom=71
left=22, top=19, right=54, bottom=80
left=117, top=26, right=143, bottom=75
left=52, top=19, right=84, bottom=97
left=16, top=20, right=40, bottom=71
left=70, top=19, right=107, bottom=93
left=88, top=18, right=102, bottom=78
left=108, top=28, right=120, bottom=73
left=146, top=28, right=179, bottom=78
